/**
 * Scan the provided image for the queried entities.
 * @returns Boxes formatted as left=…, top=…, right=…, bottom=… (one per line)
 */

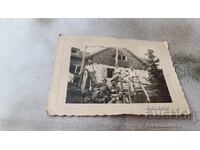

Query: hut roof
left=85, top=47, right=148, bottom=69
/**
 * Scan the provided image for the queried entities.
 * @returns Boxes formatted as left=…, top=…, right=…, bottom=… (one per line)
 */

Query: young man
left=91, top=85, right=110, bottom=103
left=117, top=91, right=129, bottom=103
left=108, top=80, right=120, bottom=103
left=82, top=59, right=97, bottom=92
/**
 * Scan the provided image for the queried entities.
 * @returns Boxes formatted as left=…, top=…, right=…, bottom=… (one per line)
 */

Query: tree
left=145, top=49, right=171, bottom=102
left=145, top=49, right=160, bottom=82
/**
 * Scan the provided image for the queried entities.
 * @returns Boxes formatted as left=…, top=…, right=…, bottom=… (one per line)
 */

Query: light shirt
left=84, top=64, right=95, bottom=72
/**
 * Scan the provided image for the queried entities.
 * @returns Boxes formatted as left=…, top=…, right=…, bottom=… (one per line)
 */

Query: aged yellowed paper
left=47, top=35, right=190, bottom=116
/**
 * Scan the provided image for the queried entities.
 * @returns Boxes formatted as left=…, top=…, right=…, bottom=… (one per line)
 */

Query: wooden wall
left=86, top=48, right=147, bottom=70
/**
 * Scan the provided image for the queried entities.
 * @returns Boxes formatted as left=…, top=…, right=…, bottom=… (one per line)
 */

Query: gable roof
left=86, top=47, right=148, bottom=69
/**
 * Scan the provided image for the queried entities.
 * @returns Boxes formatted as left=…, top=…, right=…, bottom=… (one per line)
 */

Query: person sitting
left=116, top=91, right=130, bottom=103
left=95, top=78, right=108, bottom=89
left=108, top=80, right=120, bottom=103
left=90, top=85, right=110, bottom=103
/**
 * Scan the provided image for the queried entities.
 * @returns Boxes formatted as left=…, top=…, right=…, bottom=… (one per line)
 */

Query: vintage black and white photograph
left=66, top=45, right=172, bottom=104
left=47, top=35, right=190, bottom=116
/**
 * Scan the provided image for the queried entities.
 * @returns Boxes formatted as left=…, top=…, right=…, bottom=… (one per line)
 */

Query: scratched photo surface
left=66, top=45, right=172, bottom=104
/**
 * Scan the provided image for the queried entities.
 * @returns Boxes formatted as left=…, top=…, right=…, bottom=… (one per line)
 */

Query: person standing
left=82, top=59, right=97, bottom=92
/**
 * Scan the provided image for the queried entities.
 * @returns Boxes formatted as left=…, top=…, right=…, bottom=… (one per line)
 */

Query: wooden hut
left=83, top=47, right=148, bottom=84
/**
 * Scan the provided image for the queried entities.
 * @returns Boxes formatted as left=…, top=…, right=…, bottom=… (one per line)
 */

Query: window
left=125, top=56, right=128, bottom=61
left=75, top=65, right=81, bottom=73
left=123, top=56, right=128, bottom=61
left=69, top=64, right=75, bottom=73
left=118, top=55, right=121, bottom=60
left=107, top=68, right=115, bottom=78
left=112, top=54, right=127, bottom=61
left=69, top=64, right=80, bottom=74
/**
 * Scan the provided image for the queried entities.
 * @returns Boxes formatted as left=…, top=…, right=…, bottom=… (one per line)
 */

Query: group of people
left=80, top=59, right=150, bottom=103
left=83, top=78, right=130, bottom=103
